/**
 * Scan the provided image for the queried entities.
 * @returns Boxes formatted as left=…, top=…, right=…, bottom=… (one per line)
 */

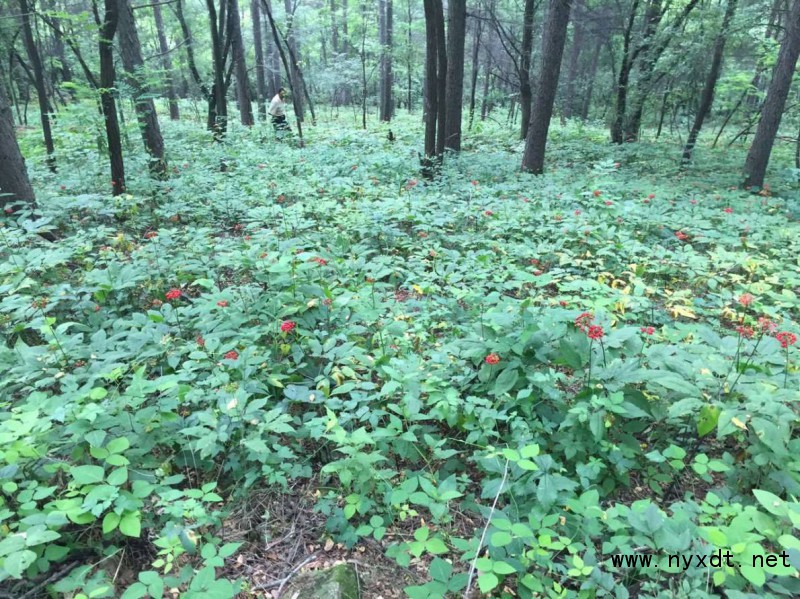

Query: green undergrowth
left=2, top=108, right=800, bottom=598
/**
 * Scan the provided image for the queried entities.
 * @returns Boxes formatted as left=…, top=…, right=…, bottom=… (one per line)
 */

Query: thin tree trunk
left=406, top=0, right=412, bottom=111
left=251, top=0, right=268, bottom=120
left=360, top=0, right=367, bottom=129
left=422, top=0, right=438, bottom=157
left=99, top=0, right=124, bottom=194
left=580, top=35, right=601, bottom=120
left=443, top=0, right=465, bottom=150
left=206, top=0, right=228, bottom=138
left=118, top=0, right=167, bottom=177
left=611, top=0, right=639, bottom=143
left=519, top=0, right=535, bottom=140
left=562, top=0, right=583, bottom=119
left=682, top=0, right=738, bottom=163
left=330, top=0, right=339, bottom=53
left=379, top=0, right=393, bottom=121
left=153, top=1, right=179, bottom=120
left=18, top=0, right=55, bottom=171
left=743, top=0, right=800, bottom=189
left=46, top=0, right=73, bottom=93
left=433, top=0, right=446, bottom=156
left=0, top=77, right=35, bottom=212
left=284, top=0, right=304, bottom=121
left=480, top=54, right=492, bottom=120
left=468, top=16, right=482, bottom=130
left=228, top=0, right=254, bottom=126
left=261, top=0, right=304, bottom=144
left=521, top=0, right=572, bottom=174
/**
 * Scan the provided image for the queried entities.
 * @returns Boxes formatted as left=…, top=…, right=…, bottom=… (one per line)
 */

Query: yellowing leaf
left=670, top=305, right=697, bottom=319
left=731, top=417, right=748, bottom=431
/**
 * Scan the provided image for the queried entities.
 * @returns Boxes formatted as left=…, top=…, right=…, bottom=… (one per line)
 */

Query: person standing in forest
left=268, top=88, right=290, bottom=132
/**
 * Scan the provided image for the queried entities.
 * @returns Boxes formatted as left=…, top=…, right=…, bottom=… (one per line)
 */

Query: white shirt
left=268, top=94, right=285, bottom=117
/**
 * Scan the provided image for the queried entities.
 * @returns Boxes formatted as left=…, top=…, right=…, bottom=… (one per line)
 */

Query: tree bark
left=580, top=35, right=601, bottom=120
left=406, top=0, right=412, bottom=110
left=610, top=0, right=639, bottom=143
left=422, top=0, right=438, bottom=157
left=521, top=0, right=572, bottom=174
left=443, top=0, right=465, bottom=150
left=99, top=0, right=125, bottom=194
left=562, top=0, right=583, bottom=119
left=330, top=0, right=339, bottom=53
left=433, top=0, right=446, bottom=156
left=118, top=0, right=167, bottom=178
left=379, top=0, right=393, bottom=121
left=0, top=77, right=35, bottom=212
left=251, top=0, right=268, bottom=120
left=743, top=0, right=800, bottom=189
left=206, top=0, right=228, bottom=138
left=18, top=0, right=55, bottom=172
left=153, top=1, right=179, bottom=120
left=519, top=0, right=535, bottom=140
left=284, top=0, right=304, bottom=121
left=229, top=0, right=254, bottom=126
left=467, top=16, right=482, bottom=130
left=681, top=0, right=738, bottom=163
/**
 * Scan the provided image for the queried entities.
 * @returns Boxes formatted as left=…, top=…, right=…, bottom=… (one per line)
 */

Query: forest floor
left=2, top=108, right=800, bottom=598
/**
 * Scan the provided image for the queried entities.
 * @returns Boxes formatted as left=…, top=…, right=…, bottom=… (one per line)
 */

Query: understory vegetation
left=2, top=109, right=800, bottom=598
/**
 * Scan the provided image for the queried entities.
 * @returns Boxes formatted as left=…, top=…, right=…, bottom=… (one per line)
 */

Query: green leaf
left=102, top=512, right=120, bottom=534
left=492, top=368, right=519, bottom=396
left=477, top=572, right=499, bottom=593
left=425, top=538, right=448, bottom=554
left=107, top=437, right=130, bottom=454
left=71, top=465, right=105, bottom=485
left=4, top=549, right=37, bottom=578
left=429, top=557, right=452, bottom=582
left=697, top=404, right=720, bottom=437
left=490, top=531, right=513, bottom=547
left=106, top=467, right=128, bottom=486
left=119, top=511, right=142, bottom=538
left=753, top=489, right=786, bottom=516
left=493, top=561, right=516, bottom=575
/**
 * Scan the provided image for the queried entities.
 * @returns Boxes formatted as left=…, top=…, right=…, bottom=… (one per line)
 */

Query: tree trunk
left=467, top=16, right=482, bottom=130
left=611, top=0, right=639, bottom=143
left=18, top=0, right=56, bottom=172
left=379, top=0, right=393, bottom=121
left=580, top=35, right=601, bottom=120
left=406, top=0, right=412, bottom=111
left=46, top=0, right=73, bottom=93
left=519, top=0, right=535, bottom=140
left=206, top=0, right=228, bottom=138
left=0, top=77, right=35, bottom=212
left=99, top=0, right=124, bottom=194
left=480, top=53, right=492, bottom=120
left=284, top=0, right=304, bottom=121
left=252, top=0, right=268, bottom=120
left=521, top=0, right=572, bottom=174
left=118, top=0, right=167, bottom=178
left=433, top=0, right=447, bottom=156
left=264, top=1, right=282, bottom=94
left=443, top=0, right=465, bottom=150
left=153, top=1, right=179, bottom=120
left=682, top=0, right=738, bottom=163
left=562, top=0, right=583, bottom=119
left=261, top=0, right=305, bottom=144
left=228, top=0, right=254, bottom=126
left=330, top=0, right=339, bottom=53
left=422, top=0, right=438, bottom=157
left=743, top=0, right=800, bottom=189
